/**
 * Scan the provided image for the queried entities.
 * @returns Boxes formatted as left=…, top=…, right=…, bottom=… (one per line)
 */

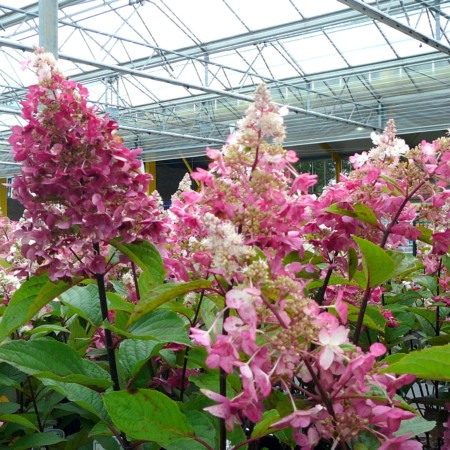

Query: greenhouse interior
left=0, top=1, right=448, bottom=449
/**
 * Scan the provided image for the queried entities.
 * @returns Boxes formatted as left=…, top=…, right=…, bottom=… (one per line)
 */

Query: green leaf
left=25, top=324, right=69, bottom=336
left=127, top=310, right=191, bottom=346
left=106, top=292, right=134, bottom=313
left=0, top=413, right=39, bottom=431
left=442, top=254, right=450, bottom=272
left=307, top=276, right=358, bottom=290
left=416, top=226, right=433, bottom=245
left=189, top=371, right=241, bottom=396
left=9, top=432, right=66, bottom=449
left=386, top=251, right=422, bottom=278
left=346, top=304, right=386, bottom=333
left=0, top=258, right=10, bottom=269
left=165, top=411, right=215, bottom=450
left=379, top=174, right=404, bottom=195
left=42, top=379, right=109, bottom=421
left=89, top=421, right=114, bottom=437
left=351, top=430, right=381, bottom=449
left=348, top=247, right=358, bottom=281
left=108, top=239, right=165, bottom=288
left=412, top=275, right=437, bottom=295
left=127, top=280, right=212, bottom=326
left=138, top=271, right=154, bottom=298
left=394, top=415, right=435, bottom=437
left=0, top=402, right=20, bottom=415
left=427, top=334, right=450, bottom=346
left=0, top=274, right=82, bottom=340
left=158, top=300, right=195, bottom=320
left=325, top=203, right=378, bottom=226
left=382, top=345, right=450, bottom=381
left=60, top=285, right=103, bottom=326
left=0, top=338, right=112, bottom=389
left=353, top=236, right=396, bottom=287
left=118, top=339, right=164, bottom=377
left=380, top=353, right=407, bottom=365
left=184, top=346, right=208, bottom=370
left=0, top=373, right=22, bottom=389
left=252, top=410, right=282, bottom=438
left=103, top=389, right=195, bottom=445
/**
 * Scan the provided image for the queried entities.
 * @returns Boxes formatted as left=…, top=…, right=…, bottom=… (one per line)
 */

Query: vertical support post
left=182, top=157, right=199, bottom=188
left=0, top=179, right=7, bottom=217
left=320, top=143, right=342, bottom=184
left=39, top=0, right=59, bottom=58
left=204, top=52, right=209, bottom=87
left=332, top=153, right=342, bottom=183
left=435, top=0, right=441, bottom=41
left=145, top=161, right=156, bottom=194
left=377, top=101, right=385, bottom=129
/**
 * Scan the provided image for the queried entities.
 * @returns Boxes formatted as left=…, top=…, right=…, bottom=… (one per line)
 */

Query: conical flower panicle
left=10, top=49, right=167, bottom=280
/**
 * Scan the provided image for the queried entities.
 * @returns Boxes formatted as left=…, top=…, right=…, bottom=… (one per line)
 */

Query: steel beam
left=337, top=0, right=450, bottom=56
left=39, top=0, right=58, bottom=58
left=0, top=37, right=379, bottom=131
left=119, top=124, right=226, bottom=144
left=0, top=0, right=87, bottom=29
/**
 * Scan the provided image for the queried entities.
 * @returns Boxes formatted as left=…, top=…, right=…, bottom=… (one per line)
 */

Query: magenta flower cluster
left=163, top=84, right=446, bottom=448
left=7, top=50, right=449, bottom=447
left=10, top=49, right=166, bottom=279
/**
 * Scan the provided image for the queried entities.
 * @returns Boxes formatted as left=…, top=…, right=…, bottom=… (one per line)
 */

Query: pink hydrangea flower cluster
left=302, top=120, right=450, bottom=323
left=10, top=49, right=167, bottom=280
left=309, top=120, right=450, bottom=256
left=166, top=85, right=422, bottom=448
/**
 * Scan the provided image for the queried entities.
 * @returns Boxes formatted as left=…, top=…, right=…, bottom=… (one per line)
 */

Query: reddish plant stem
left=28, top=377, right=43, bottom=432
left=232, top=436, right=263, bottom=449
left=130, top=261, right=140, bottom=301
left=316, top=252, right=337, bottom=306
left=352, top=282, right=372, bottom=345
left=303, top=359, right=348, bottom=450
left=180, top=289, right=206, bottom=401
left=249, top=130, right=262, bottom=181
left=219, top=307, right=230, bottom=450
left=380, top=180, right=426, bottom=248
left=303, top=359, right=336, bottom=419
left=354, top=180, right=427, bottom=345
left=193, top=437, right=215, bottom=450
left=261, top=295, right=289, bottom=329
left=94, top=269, right=121, bottom=392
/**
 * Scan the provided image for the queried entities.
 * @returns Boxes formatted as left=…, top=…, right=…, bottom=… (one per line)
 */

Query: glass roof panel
left=158, top=0, right=247, bottom=43
left=377, top=23, right=436, bottom=58
left=292, top=0, right=347, bottom=18
left=235, top=45, right=301, bottom=80
left=328, top=23, right=397, bottom=66
left=0, top=0, right=449, bottom=174
left=223, top=0, right=301, bottom=30
left=282, top=34, right=348, bottom=74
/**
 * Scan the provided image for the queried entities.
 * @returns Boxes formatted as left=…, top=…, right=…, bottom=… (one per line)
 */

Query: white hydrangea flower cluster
left=369, top=119, right=409, bottom=160
left=171, top=172, right=193, bottom=203
left=201, top=213, right=255, bottom=280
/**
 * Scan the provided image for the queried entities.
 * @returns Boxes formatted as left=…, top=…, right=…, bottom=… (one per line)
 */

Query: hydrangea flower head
left=10, top=49, right=167, bottom=279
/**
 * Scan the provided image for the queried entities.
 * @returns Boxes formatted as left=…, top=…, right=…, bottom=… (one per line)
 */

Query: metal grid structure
left=0, top=0, right=449, bottom=177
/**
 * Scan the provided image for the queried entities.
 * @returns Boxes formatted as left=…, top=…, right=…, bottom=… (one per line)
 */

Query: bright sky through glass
left=0, top=1, right=448, bottom=114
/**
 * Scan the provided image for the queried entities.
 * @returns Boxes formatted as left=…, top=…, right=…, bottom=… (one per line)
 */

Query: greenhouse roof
left=0, top=0, right=449, bottom=175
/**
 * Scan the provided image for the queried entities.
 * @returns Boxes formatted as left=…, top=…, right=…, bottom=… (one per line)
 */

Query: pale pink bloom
left=378, top=434, right=422, bottom=449
left=294, top=427, right=320, bottom=450
left=370, top=342, right=387, bottom=357
left=189, top=328, right=211, bottom=349
left=200, top=389, right=242, bottom=431
left=272, top=405, right=324, bottom=429
left=318, top=325, right=349, bottom=370
left=205, top=334, right=239, bottom=373
left=226, top=288, right=261, bottom=329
